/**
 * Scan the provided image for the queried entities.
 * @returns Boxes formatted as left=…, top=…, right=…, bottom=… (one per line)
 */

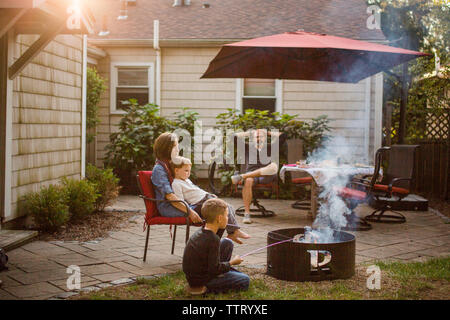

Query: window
left=110, top=62, right=154, bottom=114
left=237, top=78, right=282, bottom=114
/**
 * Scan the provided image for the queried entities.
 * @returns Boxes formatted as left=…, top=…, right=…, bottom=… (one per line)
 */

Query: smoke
left=303, top=136, right=366, bottom=242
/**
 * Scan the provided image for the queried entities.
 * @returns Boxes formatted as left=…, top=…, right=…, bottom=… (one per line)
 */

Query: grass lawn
left=74, top=257, right=449, bottom=300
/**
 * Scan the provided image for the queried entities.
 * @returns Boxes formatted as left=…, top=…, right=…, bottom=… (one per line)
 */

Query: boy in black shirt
left=182, top=198, right=250, bottom=294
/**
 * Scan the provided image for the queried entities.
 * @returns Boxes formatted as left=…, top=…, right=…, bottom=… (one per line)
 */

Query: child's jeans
left=206, top=238, right=250, bottom=293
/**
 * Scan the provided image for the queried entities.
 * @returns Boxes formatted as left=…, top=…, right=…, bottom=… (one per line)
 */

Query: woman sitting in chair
left=151, top=132, right=250, bottom=244
left=230, top=129, right=285, bottom=224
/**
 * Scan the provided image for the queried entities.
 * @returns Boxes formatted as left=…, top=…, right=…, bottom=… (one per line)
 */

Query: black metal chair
left=232, top=163, right=278, bottom=217
left=364, top=145, right=419, bottom=224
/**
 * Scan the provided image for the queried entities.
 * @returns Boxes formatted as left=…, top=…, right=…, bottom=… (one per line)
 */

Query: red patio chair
left=137, top=171, right=202, bottom=262
left=291, top=176, right=313, bottom=210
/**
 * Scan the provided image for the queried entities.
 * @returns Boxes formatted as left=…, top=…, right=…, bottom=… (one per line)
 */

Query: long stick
left=241, top=238, right=293, bottom=258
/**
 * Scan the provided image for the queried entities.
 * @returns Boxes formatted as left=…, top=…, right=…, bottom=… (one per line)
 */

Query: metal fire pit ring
left=267, top=228, right=355, bottom=282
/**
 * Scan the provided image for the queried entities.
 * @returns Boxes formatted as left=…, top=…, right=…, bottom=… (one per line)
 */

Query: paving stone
left=79, top=264, right=121, bottom=276
left=91, top=272, right=136, bottom=282
left=0, top=288, right=19, bottom=300
left=53, top=243, right=93, bottom=253
left=48, top=253, right=101, bottom=267
left=82, top=249, right=124, bottom=259
left=8, top=268, right=69, bottom=285
left=22, top=241, right=73, bottom=257
left=4, top=282, right=63, bottom=298
left=6, top=248, right=42, bottom=262
left=48, top=276, right=100, bottom=292
left=415, top=245, right=450, bottom=258
left=0, top=274, right=22, bottom=288
left=96, top=283, right=113, bottom=289
left=110, top=278, right=134, bottom=285
left=13, top=260, right=64, bottom=273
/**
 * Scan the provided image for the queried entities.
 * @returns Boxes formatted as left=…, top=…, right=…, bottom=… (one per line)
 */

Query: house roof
left=88, top=0, right=386, bottom=43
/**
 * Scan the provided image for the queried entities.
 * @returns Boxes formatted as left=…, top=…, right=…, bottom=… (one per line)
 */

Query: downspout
left=81, top=35, right=87, bottom=177
left=154, top=20, right=161, bottom=109
left=374, top=72, right=383, bottom=161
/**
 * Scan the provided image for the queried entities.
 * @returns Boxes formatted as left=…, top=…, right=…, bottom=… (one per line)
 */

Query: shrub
left=20, top=185, right=69, bottom=232
left=61, top=177, right=99, bottom=220
left=86, top=164, right=121, bottom=212
left=87, top=67, right=107, bottom=144
left=104, top=101, right=199, bottom=172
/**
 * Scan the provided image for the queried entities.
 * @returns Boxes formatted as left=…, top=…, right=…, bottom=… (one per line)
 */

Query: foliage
left=20, top=185, right=70, bottom=232
left=213, top=108, right=330, bottom=193
left=61, top=177, right=99, bottom=220
left=85, top=164, right=121, bottom=212
left=104, top=100, right=199, bottom=173
left=216, top=108, right=331, bottom=156
left=86, top=67, right=107, bottom=144
left=367, top=0, right=449, bottom=143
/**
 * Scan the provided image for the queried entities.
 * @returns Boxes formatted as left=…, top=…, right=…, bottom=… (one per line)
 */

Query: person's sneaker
left=231, top=174, right=243, bottom=185
left=243, top=213, right=252, bottom=224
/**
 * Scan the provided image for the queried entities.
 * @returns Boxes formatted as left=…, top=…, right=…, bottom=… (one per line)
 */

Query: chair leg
left=171, top=225, right=177, bottom=255
left=186, top=225, right=190, bottom=243
left=365, top=206, right=406, bottom=224
left=143, top=226, right=150, bottom=262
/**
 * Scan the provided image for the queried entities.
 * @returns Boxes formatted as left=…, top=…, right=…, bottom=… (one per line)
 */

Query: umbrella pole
left=398, top=62, right=409, bottom=144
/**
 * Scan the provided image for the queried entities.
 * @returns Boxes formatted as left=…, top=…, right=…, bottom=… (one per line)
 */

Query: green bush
left=86, top=164, right=121, bottom=212
left=87, top=67, right=107, bottom=144
left=20, top=185, right=70, bottom=232
left=61, top=177, right=99, bottom=220
left=104, top=100, right=199, bottom=172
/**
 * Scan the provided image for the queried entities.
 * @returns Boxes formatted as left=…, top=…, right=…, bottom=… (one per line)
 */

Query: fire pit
left=267, top=227, right=355, bottom=282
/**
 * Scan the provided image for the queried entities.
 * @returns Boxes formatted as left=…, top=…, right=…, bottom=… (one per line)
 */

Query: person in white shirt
left=170, top=156, right=250, bottom=243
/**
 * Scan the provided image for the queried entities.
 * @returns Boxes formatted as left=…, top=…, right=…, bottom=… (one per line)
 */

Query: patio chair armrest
left=388, top=178, right=412, bottom=194
left=348, top=181, right=371, bottom=192
left=139, top=195, right=191, bottom=217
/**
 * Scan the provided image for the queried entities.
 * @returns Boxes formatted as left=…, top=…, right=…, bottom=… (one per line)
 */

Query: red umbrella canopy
left=201, top=31, right=429, bottom=83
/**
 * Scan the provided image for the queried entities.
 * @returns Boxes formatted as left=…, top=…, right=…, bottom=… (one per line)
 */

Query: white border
left=110, top=62, right=155, bottom=115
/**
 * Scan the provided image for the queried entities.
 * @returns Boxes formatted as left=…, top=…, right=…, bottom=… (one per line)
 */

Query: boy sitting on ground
left=182, top=198, right=250, bottom=294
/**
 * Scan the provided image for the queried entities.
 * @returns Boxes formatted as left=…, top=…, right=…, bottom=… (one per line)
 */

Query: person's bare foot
left=227, top=233, right=243, bottom=244
left=233, top=229, right=251, bottom=239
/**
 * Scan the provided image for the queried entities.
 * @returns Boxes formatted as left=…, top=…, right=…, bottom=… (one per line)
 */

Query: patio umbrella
left=201, top=31, right=429, bottom=83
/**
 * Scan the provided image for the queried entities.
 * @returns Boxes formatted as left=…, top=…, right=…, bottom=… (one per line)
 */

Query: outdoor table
left=280, top=164, right=377, bottom=219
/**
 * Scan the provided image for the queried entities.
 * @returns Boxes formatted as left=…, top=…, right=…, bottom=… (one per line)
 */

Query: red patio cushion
left=147, top=216, right=191, bottom=226
left=292, top=177, right=313, bottom=184
left=337, top=187, right=367, bottom=201
left=373, top=184, right=409, bottom=195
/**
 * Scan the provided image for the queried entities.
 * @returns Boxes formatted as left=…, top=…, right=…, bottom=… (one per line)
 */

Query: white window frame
left=110, top=62, right=155, bottom=114
left=235, top=78, right=283, bottom=115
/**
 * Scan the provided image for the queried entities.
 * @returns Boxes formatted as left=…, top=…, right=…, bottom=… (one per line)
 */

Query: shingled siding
left=161, top=47, right=235, bottom=126
left=9, top=34, right=83, bottom=221
left=283, top=77, right=378, bottom=162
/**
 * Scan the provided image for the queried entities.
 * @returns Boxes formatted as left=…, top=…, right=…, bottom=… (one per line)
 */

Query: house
left=87, top=0, right=386, bottom=177
left=0, top=0, right=94, bottom=228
